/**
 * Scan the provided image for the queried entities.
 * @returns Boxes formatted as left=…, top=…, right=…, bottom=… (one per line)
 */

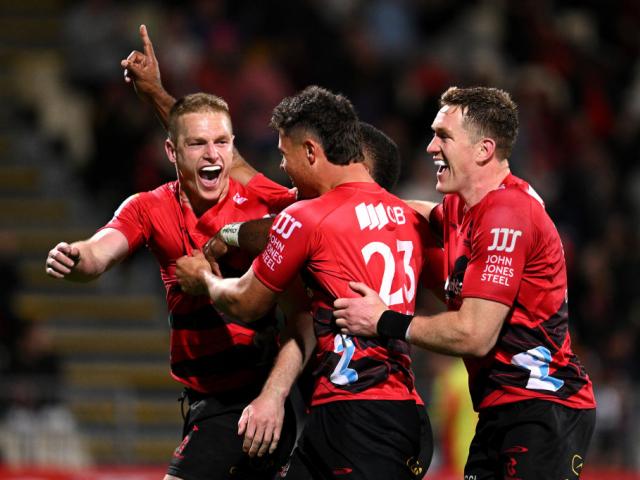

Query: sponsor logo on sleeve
left=261, top=234, right=286, bottom=272
left=261, top=212, right=302, bottom=271
left=481, top=227, right=522, bottom=286
left=271, top=211, right=302, bottom=239
left=487, top=228, right=522, bottom=253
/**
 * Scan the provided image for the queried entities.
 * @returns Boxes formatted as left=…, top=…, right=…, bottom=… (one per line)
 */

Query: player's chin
left=435, top=180, right=448, bottom=194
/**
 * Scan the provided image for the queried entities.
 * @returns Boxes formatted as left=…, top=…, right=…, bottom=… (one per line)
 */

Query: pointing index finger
left=139, top=24, right=155, bottom=58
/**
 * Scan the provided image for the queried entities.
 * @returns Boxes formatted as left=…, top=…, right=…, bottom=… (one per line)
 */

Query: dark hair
left=360, top=122, right=401, bottom=191
left=440, top=86, right=519, bottom=159
left=270, top=85, right=363, bottom=166
left=168, top=93, right=232, bottom=142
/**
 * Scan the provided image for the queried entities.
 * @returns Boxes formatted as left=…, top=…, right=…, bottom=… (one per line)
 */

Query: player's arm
left=239, top=280, right=316, bottom=457
left=175, top=251, right=277, bottom=322
left=230, top=148, right=260, bottom=186
left=203, top=217, right=275, bottom=261
left=334, top=283, right=508, bottom=357
left=404, top=199, right=439, bottom=220
left=121, top=24, right=174, bottom=129
left=121, top=25, right=258, bottom=185
left=45, top=228, right=129, bottom=282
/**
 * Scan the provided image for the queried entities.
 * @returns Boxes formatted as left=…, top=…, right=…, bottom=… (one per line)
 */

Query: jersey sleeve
left=461, top=191, right=532, bottom=307
left=251, top=202, right=314, bottom=293
left=245, top=173, right=297, bottom=213
left=100, top=194, right=149, bottom=254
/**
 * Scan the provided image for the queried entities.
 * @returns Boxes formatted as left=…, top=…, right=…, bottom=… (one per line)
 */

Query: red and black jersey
left=103, top=174, right=296, bottom=396
left=253, top=182, right=442, bottom=406
left=430, top=173, right=595, bottom=411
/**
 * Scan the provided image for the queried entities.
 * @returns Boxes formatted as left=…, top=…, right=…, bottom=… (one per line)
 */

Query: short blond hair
left=168, top=93, right=232, bottom=142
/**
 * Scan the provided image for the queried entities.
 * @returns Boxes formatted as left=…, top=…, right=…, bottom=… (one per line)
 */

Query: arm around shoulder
left=407, top=297, right=510, bottom=357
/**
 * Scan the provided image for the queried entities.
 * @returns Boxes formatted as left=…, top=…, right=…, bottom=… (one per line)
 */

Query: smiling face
left=426, top=105, right=480, bottom=196
left=277, top=131, right=318, bottom=200
left=165, top=111, right=234, bottom=212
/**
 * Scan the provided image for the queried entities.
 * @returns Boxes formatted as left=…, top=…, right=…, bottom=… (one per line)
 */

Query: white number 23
left=361, top=240, right=415, bottom=307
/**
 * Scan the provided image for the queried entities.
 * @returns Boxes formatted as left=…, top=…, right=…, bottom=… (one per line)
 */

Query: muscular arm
left=406, top=297, right=508, bottom=356
left=45, top=228, right=129, bottom=282
left=239, top=280, right=316, bottom=457
left=176, top=251, right=278, bottom=322
left=204, top=217, right=275, bottom=261
left=334, top=282, right=509, bottom=357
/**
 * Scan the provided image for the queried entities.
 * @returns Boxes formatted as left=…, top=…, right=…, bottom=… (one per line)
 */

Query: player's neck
left=179, top=186, right=227, bottom=217
left=461, top=163, right=510, bottom=208
left=324, top=162, right=374, bottom=193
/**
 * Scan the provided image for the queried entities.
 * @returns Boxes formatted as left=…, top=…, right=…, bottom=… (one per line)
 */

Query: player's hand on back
left=46, top=242, right=80, bottom=279
left=175, top=250, right=213, bottom=296
left=334, top=281, right=387, bottom=337
left=121, top=24, right=163, bottom=102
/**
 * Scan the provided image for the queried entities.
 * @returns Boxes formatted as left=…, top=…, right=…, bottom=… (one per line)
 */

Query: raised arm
left=121, top=24, right=175, bottom=129
left=45, top=228, right=129, bottom=282
left=230, top=147, right=260, bottom=186
left=121, top=25, right=259, bottom=185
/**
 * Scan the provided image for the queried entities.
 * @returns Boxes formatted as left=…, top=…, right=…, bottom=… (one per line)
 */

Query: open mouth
left=434, top=159, right=450, bottom=174
left=198, top=165, right=222, bottom=185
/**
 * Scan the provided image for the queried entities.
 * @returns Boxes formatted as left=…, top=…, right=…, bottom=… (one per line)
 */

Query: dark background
left=1, top=0, right=638, bottom=472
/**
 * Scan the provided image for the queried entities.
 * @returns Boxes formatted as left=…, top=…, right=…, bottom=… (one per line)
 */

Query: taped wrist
left=218, top=222, right=243, bottom=247
left=376, top=310, right=414, bottom=340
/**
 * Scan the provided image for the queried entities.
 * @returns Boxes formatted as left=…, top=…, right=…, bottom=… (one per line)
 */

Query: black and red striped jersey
left=430, top=174, right=596, bottom=411
left=102, top=175, right=296, bottom=396
left=252, top=182, right=442, bottom=406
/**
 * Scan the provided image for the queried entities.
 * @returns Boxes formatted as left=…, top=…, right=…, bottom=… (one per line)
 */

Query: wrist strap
left=218, top=222, right=243, bottom=247
left=377, top=310, right=414, bottom=340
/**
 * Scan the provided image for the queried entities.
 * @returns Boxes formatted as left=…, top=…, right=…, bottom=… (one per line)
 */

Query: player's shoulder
left=140, top=181, right=176, bottom=201
left=280, top=196, right=319, bottom=221
left=484, top=175, right=544, bottom=211
left=117, top=182, right=175, bottom=214
left=139, top=182, right=177, bottom=208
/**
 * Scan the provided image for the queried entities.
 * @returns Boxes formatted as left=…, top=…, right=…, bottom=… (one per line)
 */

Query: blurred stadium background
left=0, top=0, right=638, bottom=478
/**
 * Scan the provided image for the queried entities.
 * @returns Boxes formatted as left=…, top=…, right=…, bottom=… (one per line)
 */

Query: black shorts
left=167, top=390, right=297, bottom=480
left=279, top=400, right=433, bottom=480
left=464, top=400, right=596, bottom=480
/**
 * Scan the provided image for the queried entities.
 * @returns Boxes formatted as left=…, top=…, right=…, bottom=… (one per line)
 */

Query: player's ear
left=303, top=140, right=317, bottom=165
left=165, top=137, right=177, bottom=164
left=476, top=137, right=496, bottom=165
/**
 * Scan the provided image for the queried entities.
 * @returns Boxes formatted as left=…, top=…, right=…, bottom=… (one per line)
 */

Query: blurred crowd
left=24, top=0, right=640, bottom=471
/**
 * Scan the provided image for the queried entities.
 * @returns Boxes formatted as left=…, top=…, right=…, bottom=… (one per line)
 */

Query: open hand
left=237, top=391, right=285, bottom=458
